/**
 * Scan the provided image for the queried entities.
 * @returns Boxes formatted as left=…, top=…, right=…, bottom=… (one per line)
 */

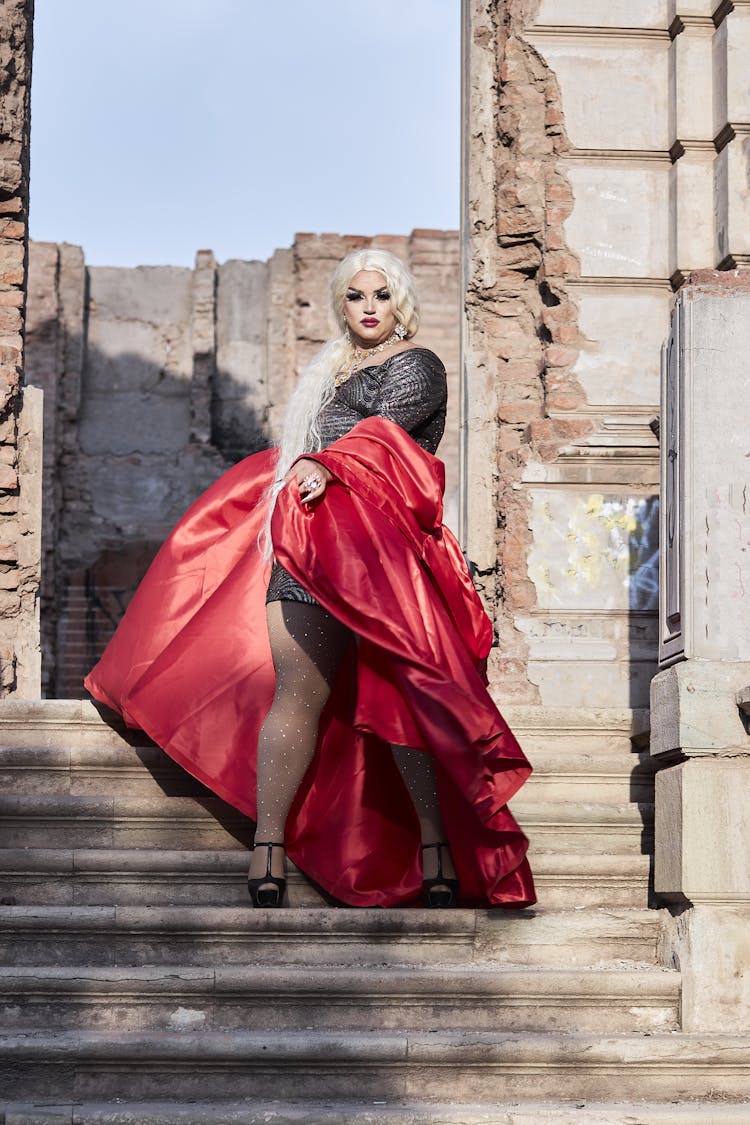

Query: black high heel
left=421, top=841, right=459, bottom=908
left=248, top=841, right=287, bottom=908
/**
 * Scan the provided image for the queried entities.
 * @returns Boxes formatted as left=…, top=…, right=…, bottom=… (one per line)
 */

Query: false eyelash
left=345, top=290, right=392, bottom=302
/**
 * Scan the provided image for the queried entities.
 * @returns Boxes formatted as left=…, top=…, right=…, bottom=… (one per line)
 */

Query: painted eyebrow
left=345, top=286, right=390, bottom=295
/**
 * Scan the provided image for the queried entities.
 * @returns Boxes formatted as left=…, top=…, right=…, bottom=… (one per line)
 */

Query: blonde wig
left=261, top=249, right=420, bottom=559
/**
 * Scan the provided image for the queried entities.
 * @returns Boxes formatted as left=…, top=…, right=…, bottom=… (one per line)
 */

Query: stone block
left=565, top=164, right=670, bottom=277
left=214, top=260, right=270, bottom=457
left=655, top=759, right=750, bottom=897
left=669, top=0, right=714, bottom=17
left=715, top=136, right=750, bottom=263
left=535, top=0, right=669, bottom=28
left=669, top=152, right=715, bottom=276
left=661, top=903, right=750, bottom=1032
left=660, top=285, right=750, bottom=664
left=669, top=23, right=714, bottom=145
left=529, top=37, right=670, bottom=151
left=78, top=394, right=191, bottom=455
left=88, top=266, right=193, bottom=325
left=573, top=288, right=670, bottom=405
left=650, top=661, right=750, bottom=756
left=85, top=319, right=192, bottom=393
left=713, top=7, right=750, bottom=135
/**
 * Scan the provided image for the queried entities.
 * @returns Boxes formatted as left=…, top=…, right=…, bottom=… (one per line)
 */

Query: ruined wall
left=25, top=230, right=459, bottom=697
left=462, top=0, right=748, bottom=708
left=0, top=0, right=41, bottom=697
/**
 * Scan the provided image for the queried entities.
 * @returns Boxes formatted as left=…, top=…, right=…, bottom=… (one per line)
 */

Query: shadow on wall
left=26, top=324, right=273, bottom=699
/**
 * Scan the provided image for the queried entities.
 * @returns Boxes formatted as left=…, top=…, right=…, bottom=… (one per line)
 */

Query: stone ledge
left=2, top=1029, right=750, bottom=1102
left=5, top=1100, right=750, bottom=1125
left=681, top=268, right=750, bottom=292
left=0, top=904, right=663, bottom=969
left=0, top=963, right=679, bottom=1035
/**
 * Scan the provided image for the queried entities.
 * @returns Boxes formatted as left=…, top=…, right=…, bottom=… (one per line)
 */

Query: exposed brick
left=0, top=219, right=25, bottom=239
left=0, top=306, right=21, bottom=333
left=0, top=464, right=18, bottom=489
left=546, top=343, right=579, bottom=367
left=463, top=0, right=591, bottom=700
left=546, top=181, right=574, bottom=203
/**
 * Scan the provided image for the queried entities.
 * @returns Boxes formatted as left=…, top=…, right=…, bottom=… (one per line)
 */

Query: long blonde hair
left=261, top=249, right=420, bottom=559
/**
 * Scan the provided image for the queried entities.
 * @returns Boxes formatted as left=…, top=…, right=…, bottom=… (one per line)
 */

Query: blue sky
left=30, top=0, right=460, bottom=268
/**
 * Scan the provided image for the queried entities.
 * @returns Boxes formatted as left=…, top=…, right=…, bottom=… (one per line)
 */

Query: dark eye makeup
left=345, top=289, right=392, bottom=302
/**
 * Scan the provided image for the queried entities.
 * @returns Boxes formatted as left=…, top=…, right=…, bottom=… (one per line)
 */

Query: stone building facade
left=461, top=0, right=749, bottom=710
left=24, top=232, right=460, bottom=697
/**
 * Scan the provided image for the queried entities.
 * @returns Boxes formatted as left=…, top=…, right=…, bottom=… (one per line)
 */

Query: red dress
left=85, top=417, right=536, bottom=908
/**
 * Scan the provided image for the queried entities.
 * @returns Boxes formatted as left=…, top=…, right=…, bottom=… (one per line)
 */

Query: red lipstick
left=361, top=318, right=379, bottom=327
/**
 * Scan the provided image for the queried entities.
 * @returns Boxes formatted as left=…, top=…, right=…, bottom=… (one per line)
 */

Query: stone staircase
left=0, top=700, right=748, bottom=1123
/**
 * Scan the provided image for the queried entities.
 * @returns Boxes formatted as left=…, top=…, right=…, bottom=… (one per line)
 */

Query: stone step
left=0, top=905, right=663, bottom=968
left=5, top=1101, right=750, bottom=1125
left=0, top=848, right=651, bottom=909
left=1, top=1030, right=747, bottom=1102
left=0, top=964, right=679, bottom=1035
left=0, top=794, right=652, bottom=854
left=0, top=743, right=656, bottom=803
left=0, top=701, right=651, bottom=756
left=0, top=794, right=253, bottom=851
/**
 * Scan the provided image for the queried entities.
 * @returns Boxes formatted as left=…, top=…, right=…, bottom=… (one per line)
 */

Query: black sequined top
left=266, top=347, right=447, bottom=605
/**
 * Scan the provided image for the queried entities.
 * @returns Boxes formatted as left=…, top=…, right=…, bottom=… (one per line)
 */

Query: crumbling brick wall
left=0, top=0, right=41, bottom=696
left=464, top=0, right=589, bottom=702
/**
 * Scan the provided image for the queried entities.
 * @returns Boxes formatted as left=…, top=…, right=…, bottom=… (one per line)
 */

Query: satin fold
left=85, top=418, right=536, bottom=908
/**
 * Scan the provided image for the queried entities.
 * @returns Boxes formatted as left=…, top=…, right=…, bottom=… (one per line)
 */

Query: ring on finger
left=302, top=474, right=322, bottom=492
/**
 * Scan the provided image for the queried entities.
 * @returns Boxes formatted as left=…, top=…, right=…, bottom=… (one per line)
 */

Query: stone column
left=651, top=270, right=750, bottom=1031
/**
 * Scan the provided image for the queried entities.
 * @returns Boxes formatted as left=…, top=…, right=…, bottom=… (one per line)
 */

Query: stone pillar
left=0, top=0, right=40, bottom=697
left=189, top=249, right=217, bottom=446
left=651, top=270, right=750, bottom=1031
left=215, top=256, right=269, bottom=459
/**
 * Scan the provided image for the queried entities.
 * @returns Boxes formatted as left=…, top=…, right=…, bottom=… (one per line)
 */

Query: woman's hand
left=286, top=458, right=332, bottom=504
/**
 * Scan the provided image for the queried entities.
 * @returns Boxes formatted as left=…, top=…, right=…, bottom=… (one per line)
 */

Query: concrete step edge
left=0, top=699, right=651, bottom=733
left=0, top=794, right=654, bottom=825
left=2, top=1028, right=749, bottom=1063
left=0, top=903, right=663, bottom=935
left=0, top=963, right=680, bottom=999
left=0, top=846, right=651, bottom=877
left=0, top=745, right=656, bottom=774
left=5, top=1102, right=750, bottom=1125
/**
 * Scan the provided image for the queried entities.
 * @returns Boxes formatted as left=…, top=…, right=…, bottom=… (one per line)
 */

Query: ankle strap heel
left=248, top=840, right=287, bottom=908
left=421, top=841, right=459, bottom=908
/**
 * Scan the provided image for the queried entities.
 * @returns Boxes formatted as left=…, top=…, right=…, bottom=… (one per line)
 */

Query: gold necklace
left=336, top=330, right=401, bottom=386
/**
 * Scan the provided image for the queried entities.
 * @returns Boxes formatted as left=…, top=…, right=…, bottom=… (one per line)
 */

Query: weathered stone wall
left=0, top=0, right=41, bottom=697
left=462, top=0, right=749, bottom=708
left=25, top=231, right=459, bottom=697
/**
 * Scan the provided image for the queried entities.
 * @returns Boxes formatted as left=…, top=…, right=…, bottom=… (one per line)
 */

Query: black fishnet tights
left=249, top=600, right=456, bottom=887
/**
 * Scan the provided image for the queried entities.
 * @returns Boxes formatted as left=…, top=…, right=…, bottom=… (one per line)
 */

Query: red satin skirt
left=85, top=418, right=536, bottom=908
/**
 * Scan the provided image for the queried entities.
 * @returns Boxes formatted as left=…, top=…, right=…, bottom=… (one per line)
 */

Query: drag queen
left=85, top=249, right=535, bottom=910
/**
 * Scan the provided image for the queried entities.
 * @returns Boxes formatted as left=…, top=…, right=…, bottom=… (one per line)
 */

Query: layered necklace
left=336, top=329, right=403, bottom=387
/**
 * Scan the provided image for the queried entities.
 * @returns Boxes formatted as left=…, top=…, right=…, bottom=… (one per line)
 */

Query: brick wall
left=0, top=0, right=41, bottom=697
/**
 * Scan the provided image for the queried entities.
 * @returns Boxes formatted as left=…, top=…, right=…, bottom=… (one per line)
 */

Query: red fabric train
left=85, top=417, right=536, bottom=908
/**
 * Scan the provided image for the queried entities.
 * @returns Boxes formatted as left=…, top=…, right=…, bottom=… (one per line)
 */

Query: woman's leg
left=390, top=743, right=458, bottom=885
left=249, top=600, right=352, bottom=885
